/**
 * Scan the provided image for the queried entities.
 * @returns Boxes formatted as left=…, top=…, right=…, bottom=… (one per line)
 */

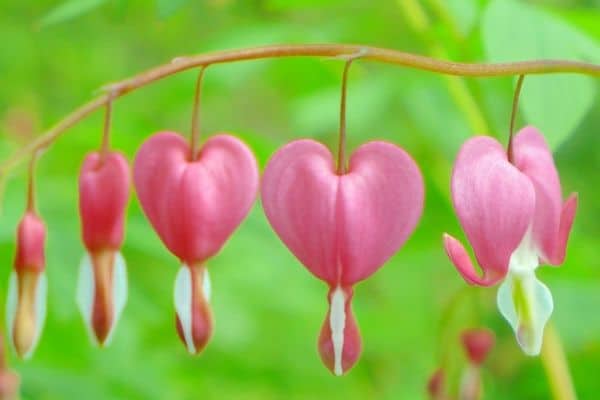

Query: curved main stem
left=1, top=43, right=599, bottom=173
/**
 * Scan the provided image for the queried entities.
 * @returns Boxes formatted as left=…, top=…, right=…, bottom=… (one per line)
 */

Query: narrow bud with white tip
left=7, top=212, right=47, bottom=359
left=78, top=151, right=130, bottom=345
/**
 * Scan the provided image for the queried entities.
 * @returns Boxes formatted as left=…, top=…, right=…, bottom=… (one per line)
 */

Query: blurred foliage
left=0, top=0, right=599, bottom=399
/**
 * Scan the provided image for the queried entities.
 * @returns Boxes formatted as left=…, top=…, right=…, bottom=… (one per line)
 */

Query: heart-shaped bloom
left=134, top=132, right=258, bottom=354
left=444, top=126, right=577, bottom=355
left=262, top=139, right=424, bottom=375
left=7, top=212, right=47, bottom=359
left=77, top=151, right=130, bottom=346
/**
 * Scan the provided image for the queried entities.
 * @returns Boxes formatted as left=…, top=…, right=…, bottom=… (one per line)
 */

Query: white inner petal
left=6, top=271, right=18, bottom=352
left=202, top=268, right=211, bottom=303
left=76, top=252, right=96, bottom=344
left=174, top=265, right=195, bottom=354
left=498, top=225, right=553, bottom=356
left=329, top=286, right=346, bottom=376
left=104, top=251, right=128, bottom=346
left=26, top=271, right=47, bottom=360
left=497, top=271, right=553, bottom=356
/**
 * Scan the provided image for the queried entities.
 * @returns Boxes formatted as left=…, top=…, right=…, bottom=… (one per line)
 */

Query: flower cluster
left=6, top=123, right=575, bottom=377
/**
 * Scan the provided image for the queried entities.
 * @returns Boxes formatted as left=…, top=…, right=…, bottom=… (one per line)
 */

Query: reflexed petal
left=450, top=136, right=535, bottom=284
left=497, top=271, right=553, bottom=356
left=512, top=127, right=576, bottom=265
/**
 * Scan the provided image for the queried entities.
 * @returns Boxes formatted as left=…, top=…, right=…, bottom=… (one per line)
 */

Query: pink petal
left=261, top=140, right=424, bottom=286
left=14, top=212, right=46, bottom=272
left=133, top=132, right=259, bottom=264
left=338, top=141, right=424, bottom=285
left=449, top=136, right=535, bottom=285
left=79, top=151, right=130, bottom=252
left=512, top=127, right=577, bottom=265
left=260, top=140, right=339, bottom=283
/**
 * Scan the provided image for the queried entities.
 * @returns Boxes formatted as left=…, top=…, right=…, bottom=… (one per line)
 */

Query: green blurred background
left=0, top=0, right=599, bottom=399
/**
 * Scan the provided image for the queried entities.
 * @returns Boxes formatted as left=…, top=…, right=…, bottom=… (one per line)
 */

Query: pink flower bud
left=427, top=368, right=445, bottom=400
left=461, top=328, right=495, bottom=366
left=77, top=151, right=130, bottom=346
left=7, top=212, right=47, bottom=359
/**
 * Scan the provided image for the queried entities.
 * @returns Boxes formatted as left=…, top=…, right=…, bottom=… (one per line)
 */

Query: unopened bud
left=7, top=212, right=47, bottom=359
left=461, top=328, right=495, bottom=366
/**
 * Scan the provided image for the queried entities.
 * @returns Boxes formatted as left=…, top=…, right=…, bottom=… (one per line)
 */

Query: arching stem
left=507, top=74, right=525, bottom=163
left=190, top=67, right=207, bottom=161
left=1, top=44, right=598, bottom=173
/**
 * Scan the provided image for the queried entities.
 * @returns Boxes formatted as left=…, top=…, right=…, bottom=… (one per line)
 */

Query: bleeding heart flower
left=461, top=328, right=495, bottom=366
left=133, top=132, right=258, bottom=354
left=261, top=139, right=424, bottom=375
left=76, top=151, right=130, bottom=346
left=7, top=212, right=47, bottom=359
left=443, top=126, right=577, bottom=355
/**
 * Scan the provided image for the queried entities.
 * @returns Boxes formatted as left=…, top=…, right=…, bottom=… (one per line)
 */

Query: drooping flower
left=444, top=126, right=577, bottom=355
left=261, top=139, right=424, bottom=375
left=77, top=151, right=130, bottom=346
left=133, top=132, right=258, bottom=354
left=7, top=211, right=47, bottom=359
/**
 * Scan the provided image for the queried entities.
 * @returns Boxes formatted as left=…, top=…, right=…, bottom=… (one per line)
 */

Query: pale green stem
left=397, top=0, right=490, bottom=134
left=541, top=322, right=577, bottom=400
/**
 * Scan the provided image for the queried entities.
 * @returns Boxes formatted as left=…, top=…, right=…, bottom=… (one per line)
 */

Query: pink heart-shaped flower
left=261, top=139, right=424, bottom=374
left=134, top=131, right=259, bottom=265
left=133, top=131, right=258, bottom=354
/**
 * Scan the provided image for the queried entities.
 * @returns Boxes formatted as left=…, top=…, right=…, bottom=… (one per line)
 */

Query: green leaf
left=39, top=0, right=107, bottom=28
left=156, top=0, right=191, bottom=18
left=482, top=0, right=600, bottom=150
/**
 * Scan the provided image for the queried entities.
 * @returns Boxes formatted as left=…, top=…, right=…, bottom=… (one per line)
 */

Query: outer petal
left=261, top=140, right=424, bottom=285
left=512, top=127, right=576, bottom=265
left=449, top=136, right=535, bottom=285
left=261, top=140, right=339, bottom=283
left=79, top=151, right=130, bottom=252
left=134, top=132, right=259, bottom=264
left=14, top=212, right=46, bottom=272
left=339, top=141, right=424, bottom=284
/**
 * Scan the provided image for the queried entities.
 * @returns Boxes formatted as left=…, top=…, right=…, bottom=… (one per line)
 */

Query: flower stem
left=507, top=75, right=525, bottom=163
left=189, top=67, right=206, bottom=161
left=100, top=95, right=114, bottom=161
left=0, top=43, right=598, bottom=173
left=541, top=322, right=577, bottom=400
left=336, top=53, right=363, bottom=174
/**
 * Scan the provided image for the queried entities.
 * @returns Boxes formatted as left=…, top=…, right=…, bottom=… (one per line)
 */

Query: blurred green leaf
left=265, top=0, right=346, bottom=10
left=156, top=0, right=191, bottom=18
left=482, top=0, right=600, bottom=150
left=39, top=0, right=107, bottom=28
